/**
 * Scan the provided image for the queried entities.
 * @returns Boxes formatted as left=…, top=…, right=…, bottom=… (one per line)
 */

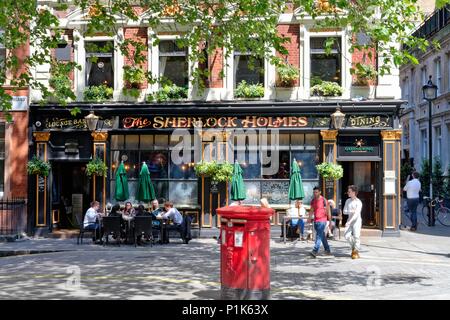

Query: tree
left=432, top=157, right=445, bottom=198
left=0, top=0, right=448, bottom=117
left=420, top=159, right=430, bottom=198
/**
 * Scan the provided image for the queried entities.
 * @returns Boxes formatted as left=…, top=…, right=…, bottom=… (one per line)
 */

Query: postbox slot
left=230, top=219, right=247, bottom=224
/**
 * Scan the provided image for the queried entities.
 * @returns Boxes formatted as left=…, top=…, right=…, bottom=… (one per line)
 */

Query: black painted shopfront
left=28, top=101, right=403, bottom=236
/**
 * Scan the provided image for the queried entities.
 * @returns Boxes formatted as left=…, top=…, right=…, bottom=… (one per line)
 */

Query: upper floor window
left=434, top=126, right=442, bottom=157
left=234, top=48, right=264, bottom=87
left=435, top=59, right=441, bottom=95
left=421, top=129, right=427, bottom=160
left=402, top=78, right=409, bottom=102
left=448, top=54, right=450, bottom=92
left=159, top=40, right=188, bottom=87
left=421, top=66, right=427, bottom=86
left=409, top=69, right=415, bottom=106
left=85, top=41, right=114, bottom=88
left=310, top=37, right=341, bottom=86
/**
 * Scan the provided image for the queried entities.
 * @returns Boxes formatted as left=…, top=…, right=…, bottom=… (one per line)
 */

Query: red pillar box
left=217, top=205, right=274, bottom=300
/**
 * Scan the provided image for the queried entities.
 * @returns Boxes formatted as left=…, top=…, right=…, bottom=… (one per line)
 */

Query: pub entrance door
left=200, top=136, right=230, bottom=228
left=340, top=161, right=380, bottom=227
left=51, top=162, right=90, bottom=229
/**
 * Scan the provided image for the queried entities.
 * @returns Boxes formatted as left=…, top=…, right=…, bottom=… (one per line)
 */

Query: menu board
left=261, top=181, right=289, bottom=204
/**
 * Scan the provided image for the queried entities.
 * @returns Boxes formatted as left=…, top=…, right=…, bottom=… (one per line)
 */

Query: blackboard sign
left=210, top=181, right=219, bottom=194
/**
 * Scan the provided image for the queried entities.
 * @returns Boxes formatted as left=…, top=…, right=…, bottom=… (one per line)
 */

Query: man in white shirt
left=83, top=201, right=103, bottom=242
left=162, top=201, right=183, bottom=225
left=403, top=171, right=421, bottom=231
left=343, top=185, right=363, bottom=259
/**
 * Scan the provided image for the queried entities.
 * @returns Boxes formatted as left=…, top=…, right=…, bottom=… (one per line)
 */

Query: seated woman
left=108, top=204, right=122, bottom=216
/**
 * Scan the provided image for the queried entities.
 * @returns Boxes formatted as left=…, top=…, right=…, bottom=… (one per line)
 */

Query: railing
left=0, top=198, right=27, bottom=238
left=412, top=5, right=450, bottom=40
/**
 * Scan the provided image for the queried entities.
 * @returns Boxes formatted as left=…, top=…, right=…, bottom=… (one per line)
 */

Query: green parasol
left=115, top=161, right=129, bottom=201
left=136, top=162, right=156, bottom=202
left=230, top=161, right=246, bottom=201
left=288, top=158, right=305, bottom=200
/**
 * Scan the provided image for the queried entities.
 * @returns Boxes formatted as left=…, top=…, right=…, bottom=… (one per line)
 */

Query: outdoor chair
left=133, top=216, right=153, bottom=247
left=76, top=214, right=97, bottom=245
left=102, top=216, right=122, bottom=246
left=166, top=215, right=192, bottom=244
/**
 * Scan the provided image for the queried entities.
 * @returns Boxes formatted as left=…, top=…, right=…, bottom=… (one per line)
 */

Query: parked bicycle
left=422, top=196, right=450, bottom=227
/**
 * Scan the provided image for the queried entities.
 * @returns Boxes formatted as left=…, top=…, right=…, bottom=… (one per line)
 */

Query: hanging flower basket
left=27, top=156, right=51, bottom=177
left=316, top=162, right=344, bottom=180
left=194, top=161, right=233, bottom=183
left=86, top=158, right=108, bottom=177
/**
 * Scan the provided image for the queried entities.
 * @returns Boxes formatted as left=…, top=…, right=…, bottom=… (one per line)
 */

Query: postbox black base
left=221, top=286, right=270, bottom=300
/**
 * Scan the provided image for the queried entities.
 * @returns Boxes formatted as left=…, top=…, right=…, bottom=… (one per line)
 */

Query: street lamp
left=422, top=75, right=438, bottom=226
left=85, top=111, right=99, bottom=132
left=331, top=107, right=346, bottom=129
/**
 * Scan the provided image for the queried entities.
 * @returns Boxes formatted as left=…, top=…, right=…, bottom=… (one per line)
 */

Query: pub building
left=28, top=101, right=403, bottom=236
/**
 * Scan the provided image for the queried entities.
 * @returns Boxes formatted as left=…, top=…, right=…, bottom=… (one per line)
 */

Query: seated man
left=83, top=201, right=104, bottom=243
left=150, top=199, right=163, bottom=229
left=160, top=201, right=184, bottom=243
left=282, top=200, right=306, bottom=240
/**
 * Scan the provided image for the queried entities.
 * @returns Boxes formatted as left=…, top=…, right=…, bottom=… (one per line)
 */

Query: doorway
left=52, top=162, right=90, bottom=229
left=340, top=161, right=380, bottom=228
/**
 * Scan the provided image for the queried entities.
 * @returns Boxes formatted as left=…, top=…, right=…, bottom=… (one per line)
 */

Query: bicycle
left=422, top=196, right=450, bottom=227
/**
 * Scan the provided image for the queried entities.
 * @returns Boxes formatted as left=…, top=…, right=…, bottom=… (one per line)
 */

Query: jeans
left=407, top=198, right=420, bottom=228
left=84, top=223, right=101, bottom=240
left=292, top=219, right=305, bottom=236
left=313, top=221, right=330, bottom=253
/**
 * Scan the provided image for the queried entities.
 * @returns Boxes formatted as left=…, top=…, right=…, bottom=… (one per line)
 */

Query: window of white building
left=85, top=41, right=114, bottom=88
left=435, top=126, right=442, bottom=157
left=421, top=129, right=428, bottom=160
left=158, top=40, right=188, bottom=88
left=447, top=54, right=450, bottom=93
left=409, top=68, right=415, bottom=106
left=234, top=48, right=264, bottom=87
left=435, top=59, right=441, bottom=95
left=402, top=78, right=409, bottom=103
left=310, top=37, right=341, bottom=86
left=0, top=30, right=6, bottom=70
left=421, top=66, right=427, bottom=86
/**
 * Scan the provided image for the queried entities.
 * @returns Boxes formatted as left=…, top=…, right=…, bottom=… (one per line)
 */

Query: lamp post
left=85, top=111, right=99, bottom=132
left=422, top=75, right=438, bottom=227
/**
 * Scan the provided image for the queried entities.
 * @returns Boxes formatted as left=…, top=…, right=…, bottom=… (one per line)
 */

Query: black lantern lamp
left=422, top=75, right=438, bottom=101
left=331, top=107, right=346, bottom=129
left=85, top=111, right=99, bottom=132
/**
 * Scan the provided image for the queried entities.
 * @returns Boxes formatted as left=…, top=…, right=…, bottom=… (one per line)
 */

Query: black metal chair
left=76, top=214, right=97, bottom=245
left=102, top=216, right=122, bottom=246
left=165, top=215, right=192, bottom=244
left=133, top=216, right=153, bottom=247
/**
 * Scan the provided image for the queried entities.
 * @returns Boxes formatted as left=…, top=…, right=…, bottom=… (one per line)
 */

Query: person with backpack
left=309, top=187, right=332, bottom=258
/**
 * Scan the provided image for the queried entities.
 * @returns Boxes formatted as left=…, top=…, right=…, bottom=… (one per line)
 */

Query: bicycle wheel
left=437, top=207, right=450, bottom=227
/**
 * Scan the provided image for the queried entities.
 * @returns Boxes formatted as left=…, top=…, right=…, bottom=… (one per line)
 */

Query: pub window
left=310, top=37, right=341, bottom=86
left=234, top=48, right=264, bottom=87
left=0, top=123, right=5, bottom=196
left=159, top=40, right=188, bottom=87
left=85, top=41, right=114, bottom=88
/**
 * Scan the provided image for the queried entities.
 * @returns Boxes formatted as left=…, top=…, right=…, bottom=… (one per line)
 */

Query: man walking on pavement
left=403, top=171, right=421, bottom=231
left=309, top=187, right=331, bottom=258
left=343, top=185, right=363, bottom=259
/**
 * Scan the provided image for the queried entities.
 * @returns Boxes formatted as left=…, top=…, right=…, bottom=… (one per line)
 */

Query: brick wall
left=123, top=27, right=148, bottom=88
left=209, top=48, right=223, bottom=88
left=276, top=24, right=300, bottom=86
left=351, top=43, right=377, bottom=86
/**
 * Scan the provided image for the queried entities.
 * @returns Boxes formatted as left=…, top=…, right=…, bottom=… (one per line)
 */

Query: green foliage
left=146, top=84, right=188, bottom=102
left=86, top=158, right=108, bottom=177
left=235, top=81, right=265, bottom=98
left=27, top=156, right=51, bottom=177
left=316, top=162, right=344, bottom=180
left=444, top=165, right=450, bottom=199
left=122, top=88, right=141, bottom=99
left=276, top=63, right=299, bottom=87
left=401, top=162, right=413, bottom=186
left=311, top=81, right=344, bottom=97
left=420, top=159, right=431, bottom=197
left=194, top=161, right=234, bottom=183
left=352, top=63, right=377, bottom=86
left=123, top=65, right=146, bottom=87
left=83, top=84, right=114, bottom=102
left=432, top=157, right=445, bottom=198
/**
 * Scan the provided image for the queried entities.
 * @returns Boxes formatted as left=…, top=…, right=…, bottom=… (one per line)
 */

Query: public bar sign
left=121, top=116, right=331, bottom=129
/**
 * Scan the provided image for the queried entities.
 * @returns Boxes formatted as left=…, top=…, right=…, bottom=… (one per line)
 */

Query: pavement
left=0, top=210, right=449, bottom=300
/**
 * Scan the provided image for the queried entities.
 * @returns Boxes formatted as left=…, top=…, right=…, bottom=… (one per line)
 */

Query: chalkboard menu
left=261, top=181, right=289, bottom=204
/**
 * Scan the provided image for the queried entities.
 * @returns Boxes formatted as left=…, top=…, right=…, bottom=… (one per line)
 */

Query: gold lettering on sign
left=349, top=115, right=389, bottom=128
left=123, top=117, right=152, bottom=129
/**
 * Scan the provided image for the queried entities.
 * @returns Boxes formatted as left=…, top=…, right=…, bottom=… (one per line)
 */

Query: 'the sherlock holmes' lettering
left=122, top=116, right=309, bottom=129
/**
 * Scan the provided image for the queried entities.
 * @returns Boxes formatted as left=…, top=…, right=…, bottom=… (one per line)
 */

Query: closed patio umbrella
left=136, top=162, right=156, bottom=202
left=230, top=161, right=246, bottom=201
left=115, top=161, right=129, bottom=201
left=288, top=158, right=305, bottom=201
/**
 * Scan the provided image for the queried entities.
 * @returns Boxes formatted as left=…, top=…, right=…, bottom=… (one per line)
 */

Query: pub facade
left=27, top=2, right=404, bottom=236
left=29, top=101, right=403, bottom=236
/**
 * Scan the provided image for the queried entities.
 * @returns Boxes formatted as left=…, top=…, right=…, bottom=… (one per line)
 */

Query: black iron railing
left=0, top=198, right=27, bottom=237
left=412, top=5, right=450, bottom=40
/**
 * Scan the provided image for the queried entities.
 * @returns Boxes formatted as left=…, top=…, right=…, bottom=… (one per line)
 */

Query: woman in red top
left=309, top=187, right=331, bottom=258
